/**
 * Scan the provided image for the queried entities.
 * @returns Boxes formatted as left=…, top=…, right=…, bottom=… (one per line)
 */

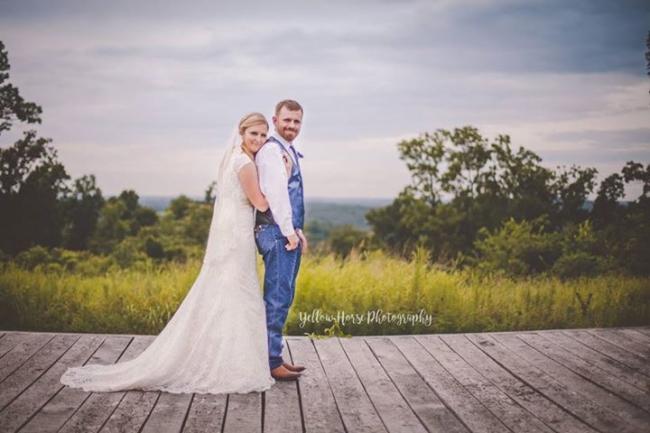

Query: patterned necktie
left=289, top=145, right=302, bottom=171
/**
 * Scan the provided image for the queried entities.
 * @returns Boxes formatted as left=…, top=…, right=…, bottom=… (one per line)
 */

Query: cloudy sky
left=1, top=0, right=648, bottom=199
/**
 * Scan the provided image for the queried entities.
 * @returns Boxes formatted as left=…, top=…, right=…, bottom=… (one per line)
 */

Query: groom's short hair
left=275, top=99, right=303, bottom=115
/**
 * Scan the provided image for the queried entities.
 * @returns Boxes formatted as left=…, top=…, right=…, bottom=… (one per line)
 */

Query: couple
left=60, top=99, right=308, bottom=394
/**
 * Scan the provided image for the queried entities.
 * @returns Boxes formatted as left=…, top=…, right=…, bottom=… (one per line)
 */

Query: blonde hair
left=239, top=112, right=268, bottom=134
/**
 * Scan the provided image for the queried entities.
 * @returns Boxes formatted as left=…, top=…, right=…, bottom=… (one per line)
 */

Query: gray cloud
left=546, top=128, right=650, bottom=149
left=0, top=0, right=648, bottom=198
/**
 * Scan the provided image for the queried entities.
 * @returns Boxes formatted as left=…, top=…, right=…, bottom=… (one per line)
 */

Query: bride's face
left=241, top=124, right=268, bottom=155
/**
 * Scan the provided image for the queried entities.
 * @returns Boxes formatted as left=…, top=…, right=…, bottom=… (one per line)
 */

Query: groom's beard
left=280, top=129, right=298, bottom=141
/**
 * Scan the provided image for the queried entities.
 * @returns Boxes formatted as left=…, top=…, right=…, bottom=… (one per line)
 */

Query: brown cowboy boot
left=283, top=362, right=306, bottom=372
left=271, top=365, right=301, bottom=381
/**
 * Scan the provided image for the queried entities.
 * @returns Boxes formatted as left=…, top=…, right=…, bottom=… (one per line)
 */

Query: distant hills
left=137, top=195, right=604, bottom=231
left=138, top=196, right=392, bottom=230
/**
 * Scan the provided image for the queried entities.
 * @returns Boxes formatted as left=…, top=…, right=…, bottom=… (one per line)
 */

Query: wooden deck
left=0, top=327, right=649, bottom=433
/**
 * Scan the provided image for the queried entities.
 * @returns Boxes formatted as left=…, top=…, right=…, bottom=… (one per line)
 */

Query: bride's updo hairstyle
left=239, top=112, right=269, bottom=134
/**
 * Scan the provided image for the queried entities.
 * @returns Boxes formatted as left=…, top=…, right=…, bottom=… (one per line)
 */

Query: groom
left=255, top=99, right=308, bottom=381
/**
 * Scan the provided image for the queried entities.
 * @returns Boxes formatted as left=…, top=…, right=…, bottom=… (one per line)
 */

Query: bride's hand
left=282, top=153, right=292, bottom=177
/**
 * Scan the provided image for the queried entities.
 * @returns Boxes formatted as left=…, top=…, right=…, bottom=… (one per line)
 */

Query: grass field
left=1, top=249, right=648, bottom=336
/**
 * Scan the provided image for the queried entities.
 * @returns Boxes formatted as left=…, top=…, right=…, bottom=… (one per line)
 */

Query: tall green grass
left=1, top=249, right=648, bottom=335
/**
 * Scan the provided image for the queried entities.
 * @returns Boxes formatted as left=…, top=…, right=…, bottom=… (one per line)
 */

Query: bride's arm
left=238, top=162, right=269, bottom=212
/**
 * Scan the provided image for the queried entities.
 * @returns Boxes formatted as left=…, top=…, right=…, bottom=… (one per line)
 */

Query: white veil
left=201, top=123, right=242, bottom=268
left=215, top=123, right=242, bottom=196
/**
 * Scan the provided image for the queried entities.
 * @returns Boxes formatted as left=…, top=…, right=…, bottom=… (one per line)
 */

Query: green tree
left=0, top=41, right=42, bottom=135
left=0, top=131, right=69, bottom=254
left=369, top=126, right=598, bottom=262
left=89, top=190, right=158, bottom=253
left=61, top=175, right=105, bottom=250
left=0, top=40, right=69, bottom=255
left=204, top=181, right=217, bottom=204
left=326, top=225, right=368, bottom=259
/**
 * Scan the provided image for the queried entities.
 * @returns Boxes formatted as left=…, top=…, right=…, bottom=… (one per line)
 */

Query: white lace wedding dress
left=60, top=146, right=275, bottom=394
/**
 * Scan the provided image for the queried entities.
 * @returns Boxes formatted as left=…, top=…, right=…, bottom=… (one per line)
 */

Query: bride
left=60, top=113, right=276, bottom=394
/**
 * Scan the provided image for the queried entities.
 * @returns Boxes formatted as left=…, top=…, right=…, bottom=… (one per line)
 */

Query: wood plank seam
left=535, top=331, right=650, bottom=393
left=359, top=337, right=438, bottom=431
left=309, top=338, right=350, bottom=433
left=57, top=336, right=134, bottom=432
left=220, top=394, right=230, bottom=433
left=67, top=337, right=133, bottom=429
left=15, top=335, right=110, bottom=431
left=431, top=334, right=557, bottom=433
left=0, top=334, right=57, bottom=382
left=133, top=390, right=162, bottom=433
left=559, top=330, right=650, bottom=378
left=585, top=330, right=649, bottom=360
left=376, top=336, right=477, bottom=433
left=515, top=333, right=650, bottom=414
left=462, top=334, right=606, bottom=433
left=335, top=338, right=392, bottom=433
left=485, top=332, right=648, bottom=433
left=0, top=334, right=81, bottom=412
left=285, top=339, right=307, bottom=433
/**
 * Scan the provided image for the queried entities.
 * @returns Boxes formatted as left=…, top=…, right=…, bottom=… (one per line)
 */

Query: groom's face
left=273, top=107, right=303, bottom=143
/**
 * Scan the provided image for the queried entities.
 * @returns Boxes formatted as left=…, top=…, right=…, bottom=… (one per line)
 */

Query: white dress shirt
left=255, top=133, right=299, bottom=237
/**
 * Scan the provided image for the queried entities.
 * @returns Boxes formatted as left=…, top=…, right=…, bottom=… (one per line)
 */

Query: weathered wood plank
left=0, top=333, right=54, bottom=382
left=95, top=336, right=160, bottom=433
left=632, top=326, right=650, bottom=338
left=518, top=332, right=650, bottom=412
left=441, top=333, right=597, bottom=433
left=339, top=337, right=427, bottom=433
left=141, top=391, right=193, bottom=433
left=58, top=336, right=152, bottom=433
left=537, top=330, right=650, bottom=392
left=365, top=337, right=470, bottom=433
left=0, top=334, right=104, bottom=432
left=286, top=337, right=345, bottom=433
left=619, top=328, right=650, bottom=345
left=0, top=334, right=80, bottom=410
left=561, top=330, right=650, bottom=377
left=0, top=332, right=30, bottom=359
left=588, top=329, right=650, bottom=359
left=496, top=332, right=650, bottom=429
left=264, top=338, right=302, bottom=433
left=1, top=327, right=648, bottom=433
left=19, top=335, right=131, bottom=433
left=466, top=333, right=639, bottom=433
left=490, top=332, right=650, bottom=433
left=388, top=336, right=508, bottom=433
left=416, top=334, right=554, bottom=433
left=222, top=393, right=262, bottom=433
left=181, top=393, right=227, bottom=433
left=313, top=337, right=387, bottom=433
left=98, top=390, right=160, bottom=433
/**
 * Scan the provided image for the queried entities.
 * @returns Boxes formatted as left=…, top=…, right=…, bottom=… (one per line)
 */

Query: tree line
left=1, top=40, right=648, bottom=278
left=361, top=128, right=649, bottom=277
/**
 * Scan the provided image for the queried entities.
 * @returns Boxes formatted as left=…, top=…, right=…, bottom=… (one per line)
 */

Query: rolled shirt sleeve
left=256, top=143, right=295, bottom=237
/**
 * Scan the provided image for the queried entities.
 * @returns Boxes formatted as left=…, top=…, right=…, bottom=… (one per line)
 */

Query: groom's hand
left=296, top=229, right=308, bottom=254
left=286, top=233, right=300, bottom=251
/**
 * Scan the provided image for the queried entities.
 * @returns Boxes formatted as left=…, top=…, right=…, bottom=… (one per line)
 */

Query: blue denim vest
left=255, top=136, right=305, bottom=230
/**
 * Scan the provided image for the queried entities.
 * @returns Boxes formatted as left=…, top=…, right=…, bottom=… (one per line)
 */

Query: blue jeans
left=255, top=224, right=302, bottom=370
